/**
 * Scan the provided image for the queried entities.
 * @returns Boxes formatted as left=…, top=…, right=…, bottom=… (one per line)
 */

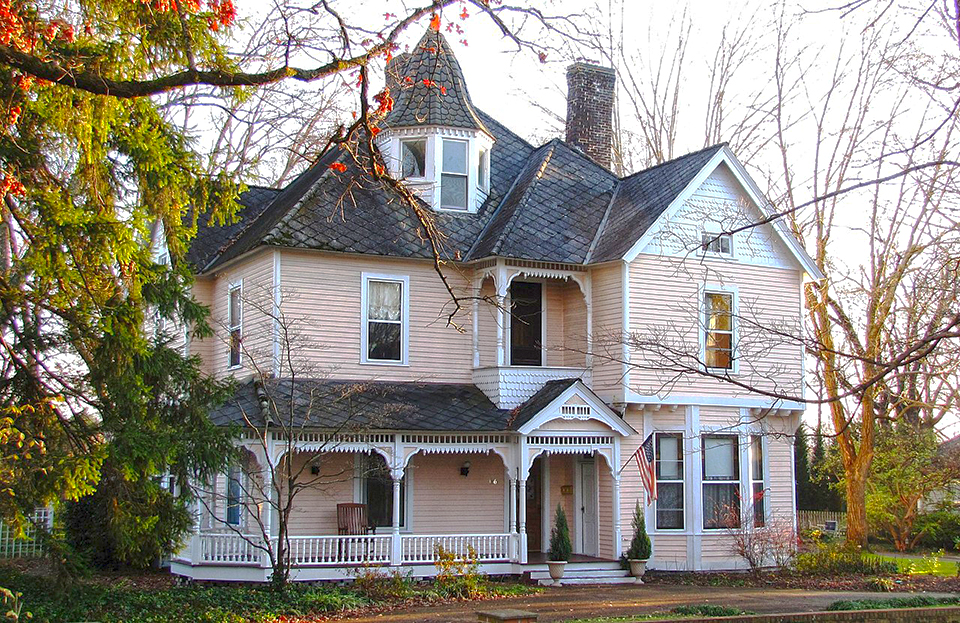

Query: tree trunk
left=845, top=468, right=869, bottom=548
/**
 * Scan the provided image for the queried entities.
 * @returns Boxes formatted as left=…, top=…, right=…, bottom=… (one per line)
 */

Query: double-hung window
left=704, top=292, right=734, bottom=370
left=225, top=464, right=243, bottom=526
left=702, top=435, right=740, bottom=529
left=440, top=139, right=468, bottom=210
left=363, top=275, right=408, bottom=364
left=360, top=454, right=406, bottom=529
left=655, top=433, right=684, bottom=530
left=227, top=283, right=242, bottom=368
left=701, top=232, right=732, bottom=255
left=750, top=435, right=766, bottom=527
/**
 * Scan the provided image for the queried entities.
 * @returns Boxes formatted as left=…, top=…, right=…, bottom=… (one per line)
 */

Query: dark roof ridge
left=464, top=140, right=554, bottom=260
left=490, top=140, right=559, bottom=256
left=618, top=142, right=727, bottom=182
left=585, top=180, right=622, bottom=264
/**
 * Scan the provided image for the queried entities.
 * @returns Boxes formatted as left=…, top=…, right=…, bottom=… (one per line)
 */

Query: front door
left=526, top=458, right=543, bottom=552
left=577, top=458, right=599, bottom=556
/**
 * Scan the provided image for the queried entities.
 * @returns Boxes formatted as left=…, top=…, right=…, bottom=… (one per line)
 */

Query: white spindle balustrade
left=198, top=534, right=264, bottom=564
left=401, top=534, right=513, bottom=563
left=279, top=535, right=392, bottom=565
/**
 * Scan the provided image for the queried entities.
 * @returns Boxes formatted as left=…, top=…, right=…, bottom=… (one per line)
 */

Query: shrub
left=350, top=565, right=414, bottom=602
left=868, top=576, right=895, bottom=592
left=914, top=509, right=960, bottom=550
left=626, top=502, right=652, bottom=560
left=828, top=596, right=960, bottom=611
left=793, top=543, right=898, bottom=576
left=548, top=504, right=572, bottom=562
left=672, top=605, right=754, bottom=616
left=433, top=545, right=486, bottom=599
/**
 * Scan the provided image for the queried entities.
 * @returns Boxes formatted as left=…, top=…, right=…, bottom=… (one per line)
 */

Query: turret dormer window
left=440, top=138, right=468, bottom=210
left=478, top=149, right=489, bottom=192
left=401, top=139, right=427, bottom=179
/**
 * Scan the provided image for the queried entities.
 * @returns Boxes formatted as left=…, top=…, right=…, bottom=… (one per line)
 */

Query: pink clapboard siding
left=278, top=250, right=473, bottom=383
left=588, top=263, right=624, bottom=401
left=627, top=254, right=804, bottom=399
left=284, top=452, right=356, bottom=537
left=410, top=452, right=507, bottom=534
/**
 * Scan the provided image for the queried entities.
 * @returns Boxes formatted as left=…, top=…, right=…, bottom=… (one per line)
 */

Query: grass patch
left=0, top=566, right=536, bottom=623
left=566, top=605, right=754, bottom=622
left=828, top=596, right=960, bottom=611
left=875, top=554, right=959, bottom=577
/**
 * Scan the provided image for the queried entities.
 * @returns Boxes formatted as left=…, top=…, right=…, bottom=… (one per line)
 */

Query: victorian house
left=167, top=28, right=821, bottom=583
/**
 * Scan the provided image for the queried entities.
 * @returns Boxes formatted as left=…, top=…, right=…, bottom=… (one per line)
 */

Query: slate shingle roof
left=385, top=30, right=489, bottom=135
left=506, top=378, right=579, bottom=430
left=185, top=185, right=280, bottom=271
left=588, top=144, right=724, bottom=263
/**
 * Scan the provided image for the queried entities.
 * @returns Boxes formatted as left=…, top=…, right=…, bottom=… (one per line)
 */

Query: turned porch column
left=518, top=479, right=528, bottom=564
left=612, top=475, right=622, bottom=558
left=508, top=477, right=518, bottom=560
left=390, top=468, right=403, bottom=566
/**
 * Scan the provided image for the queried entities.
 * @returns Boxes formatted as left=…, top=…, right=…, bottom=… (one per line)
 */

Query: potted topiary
left=626, top=502, right=652, bottom=582
left=547, top=504, right=572, bottom=585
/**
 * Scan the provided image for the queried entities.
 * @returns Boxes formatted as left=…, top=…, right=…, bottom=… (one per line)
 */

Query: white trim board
left=516, top=380, right=637, bottom=437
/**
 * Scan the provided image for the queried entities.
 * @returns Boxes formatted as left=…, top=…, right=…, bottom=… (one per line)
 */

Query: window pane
left=364, top=455, right=403, bottom=528
left=656, top=482, right=684, bottom=529
left=440, top=173, right=467, bottom=209
left=368, top=281, right=402, bottom=321
left=707, top=293, right=732, bottom=330
left=478, top=150, right=488, bottom=189
left=401, top=140, right=426, bottom=178
left=706, top=332, right=733, bottom=369
left=751, top=436, right=764, bottom=480
left=656, top=435, right=683, bottom=480
left=753, top=482, right=766, bottom=527
left=442, top=139, right=467, bottom=174
left=510, top=281, right=542, bottom=366
left=368, top=322, right=401, bottom=361
left=226, top=467, right=242, bottom=526
left=703, top=436, right=738, bottom=480
left=229, top=329, right=241, bottom=367
left=703, top=483, right=740, bottom=529
left=719, top=235, right=731, bottom=254
left=229, top=288, right=241, bottom=326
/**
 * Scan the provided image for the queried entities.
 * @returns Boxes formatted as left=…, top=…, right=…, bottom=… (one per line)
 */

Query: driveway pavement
left=343, top=584, right=959, bottom=622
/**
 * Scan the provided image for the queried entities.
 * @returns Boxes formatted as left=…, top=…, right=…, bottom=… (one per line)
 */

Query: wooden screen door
left=577, top=458, right=599, bottom=556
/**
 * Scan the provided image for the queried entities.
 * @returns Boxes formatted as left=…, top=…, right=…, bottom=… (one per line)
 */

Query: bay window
left=655, top=433, right=684, bottom=530
left=702, top=435, right=740, bottom=529
left=440, top=138, right=468, bottom=210
left=704, top=291, right=734, bottom=370
left=362, top=274, right=409, bottom=364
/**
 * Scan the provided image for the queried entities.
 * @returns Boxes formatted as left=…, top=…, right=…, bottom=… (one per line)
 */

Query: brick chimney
left=565, top=62, right=616, bottom=169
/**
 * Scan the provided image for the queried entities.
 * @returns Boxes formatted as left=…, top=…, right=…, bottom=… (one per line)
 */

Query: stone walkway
left=344, top=585, right=959, bottom=623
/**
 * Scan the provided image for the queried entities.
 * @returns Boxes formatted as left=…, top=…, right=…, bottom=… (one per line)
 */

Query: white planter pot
left=546, top=560, right=566, bottom=586
left=628, top=558, right=648, bottom=583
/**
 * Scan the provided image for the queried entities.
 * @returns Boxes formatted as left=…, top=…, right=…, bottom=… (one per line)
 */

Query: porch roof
left=211, top=378, right=513, bottom=432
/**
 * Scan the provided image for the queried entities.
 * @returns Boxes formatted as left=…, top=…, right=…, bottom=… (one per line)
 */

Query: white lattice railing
left=198, top=533, right=264, bottom=564
left=280, top=535, right=391, bottom=566
left=401, top=534, right=514, bottom=563
left=0, top=508, right=53, bottom=559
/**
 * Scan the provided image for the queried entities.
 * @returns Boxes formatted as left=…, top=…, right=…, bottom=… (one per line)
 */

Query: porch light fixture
left=460, top=461, right=471, bottom=477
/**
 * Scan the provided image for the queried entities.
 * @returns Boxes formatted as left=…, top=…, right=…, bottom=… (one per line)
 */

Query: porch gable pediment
left=515, top=380, right=635, bottom=437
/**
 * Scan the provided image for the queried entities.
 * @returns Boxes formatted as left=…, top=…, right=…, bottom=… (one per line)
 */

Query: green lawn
left=566, top=606, right=754, bottom=623
left=872, top=553, right=958, bottom=577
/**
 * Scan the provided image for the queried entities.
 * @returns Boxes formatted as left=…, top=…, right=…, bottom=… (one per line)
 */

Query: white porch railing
left=182, top=532, right=517, bottom=567
left=401, top=534, right=514, bottom=563
left=280, top=535, right=391, bottom=565
left=197, top=533, right=264, bottom=564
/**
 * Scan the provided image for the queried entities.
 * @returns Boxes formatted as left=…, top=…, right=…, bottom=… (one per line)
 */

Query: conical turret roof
left=385, top=28, right=490, bottom=135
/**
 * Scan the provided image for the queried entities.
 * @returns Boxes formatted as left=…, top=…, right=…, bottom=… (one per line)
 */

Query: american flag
left=633, top=433, right=657, bottom=505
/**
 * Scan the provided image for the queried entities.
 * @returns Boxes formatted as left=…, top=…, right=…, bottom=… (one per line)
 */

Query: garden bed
left=642, top=570, right=960, bottom=593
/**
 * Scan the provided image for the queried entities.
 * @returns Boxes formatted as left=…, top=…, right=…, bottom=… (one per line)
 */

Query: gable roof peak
left=384, top=28, right=490, bottom=135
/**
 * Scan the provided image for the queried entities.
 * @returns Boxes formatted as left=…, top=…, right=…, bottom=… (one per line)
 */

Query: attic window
left=440, top=138, right=468, bottom=210
left=701, top=232, right=732, bottom=256
left=401, top=139, right=426, bottom=178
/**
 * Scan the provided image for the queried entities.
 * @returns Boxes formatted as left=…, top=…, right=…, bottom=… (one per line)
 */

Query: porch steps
left=525, top=561, right=635, bottom=586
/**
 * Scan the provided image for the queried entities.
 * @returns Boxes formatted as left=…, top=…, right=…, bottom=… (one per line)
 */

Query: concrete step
left=537, top=575, right=638, bottom=586
left=528, top=568, right=629, bottom=581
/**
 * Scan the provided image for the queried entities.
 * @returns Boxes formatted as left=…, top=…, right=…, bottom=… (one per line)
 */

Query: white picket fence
left=798, top=510, right=846, bottom=533
left=0, top=508, right=53, bottom=558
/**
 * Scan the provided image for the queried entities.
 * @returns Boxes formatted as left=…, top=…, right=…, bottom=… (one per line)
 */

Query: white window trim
left=439, top=137, right=470, bottom=211
left=701, top=433, right=741, bottom=531
left=654, top=431, right=685, bottom=532
left=505, top=279, right=548, bottom=367
left=360, top=272, right=410, bottom=366
left=700, top=231, right=734, bottom=257
left=353, top=455, right=414, bottom=533
left=227, top=280, right=243, bottom=370
left=700, top=285, right=739, bottom=375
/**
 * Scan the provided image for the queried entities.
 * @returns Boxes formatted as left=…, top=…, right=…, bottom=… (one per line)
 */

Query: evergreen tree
left=794, top=424, right=815, bottom=510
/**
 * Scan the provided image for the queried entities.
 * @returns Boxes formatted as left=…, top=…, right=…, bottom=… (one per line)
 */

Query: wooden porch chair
left=337, top=503, right=368, bottom=535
